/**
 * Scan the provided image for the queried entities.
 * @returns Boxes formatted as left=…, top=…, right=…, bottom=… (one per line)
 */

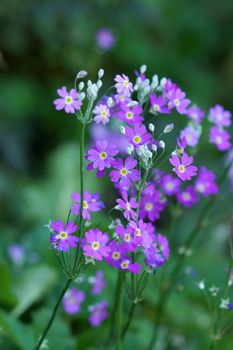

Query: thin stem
left=121, top=302, right=136, bottom=340
left=35, top=279, right=72, bottom=350
left=117, top=272, right=125, bottom=350
left=146, top=161, right=232, bottom=350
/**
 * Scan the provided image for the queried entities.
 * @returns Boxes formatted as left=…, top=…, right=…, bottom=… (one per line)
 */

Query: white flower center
left=100, top=151, right=107, bottom=159
left=174, top=99, right=180, bottom=106
left=59, top=231, right=68, bottom=240
left=133, top=135, right=141, bottom=144
left=120, top=168, right=128, bottom=176
left=153, top=104, right=160, bottom=111
left=179, top=165, right=185, bottom=173
left=145, top=202, right=153, bottom=211
left=65, top=96, right=73, bottom=104
left=112, top=252, right=120, bottom=260
left=126, top=111, right=134, bottom=119
left=92, top=242, right=100, bottom=250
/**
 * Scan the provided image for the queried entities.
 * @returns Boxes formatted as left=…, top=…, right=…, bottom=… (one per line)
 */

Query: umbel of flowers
left=35, top=66, right=231, bottom=349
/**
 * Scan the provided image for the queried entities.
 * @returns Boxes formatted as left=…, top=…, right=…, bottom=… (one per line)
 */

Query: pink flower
left=169, top=152, right=198, bottom=181
left=50, top=220, right=78, bottom=251
left=208, top=105, right=231, bottom=128
left=110, top=157, right=140, bottom=189
left=86, top=140, right=119, bottom=177
left=81, top=229, right=110, bottom=261
left=89, top=301, right=108, bottom=327
left=176, top=186, right=199, bottom=207
left=63, top=289, right=85, bottom=314
left=187, top=105, right=205, bottom=123
left=114, top=74, right=133, bottom=97
left=116, top=192, right=138, bottom=221
left=117, top=104, right=144, bottom=125
left=70, top=191, right=104, bottom=220
left=93, top=104, right=111, bottom=125
left=125, top=125, right=152, bottom=148
left=53, top=87, right=82, bottom=114
left=167, top=88, right=191, bottom=115
left=150, top=93, right=170, bottom=114
left=209, top=127, right=231, bottom=152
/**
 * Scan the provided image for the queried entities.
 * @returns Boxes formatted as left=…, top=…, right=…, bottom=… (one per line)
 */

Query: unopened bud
left=164, top=123, right=174, bottom=133
left=149, top=123, right=155, bottom=132
left=159, top=140, right=165, bottom=149
left=76, top=70, right=88, bottom=79
left=98, top=68, right=104, bottom=79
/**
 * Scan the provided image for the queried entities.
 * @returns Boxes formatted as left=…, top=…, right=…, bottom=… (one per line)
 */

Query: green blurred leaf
left=12, top=265, right=58, bottom=317
left=0, top=310, right=35, bottom=350
left=0, top=263, right=17, bottom=305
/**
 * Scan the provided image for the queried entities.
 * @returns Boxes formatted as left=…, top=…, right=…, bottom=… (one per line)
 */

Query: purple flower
left=96, top=28, right=116, bottom=51
left=150, top=93, right=169, bottom=114
left=116, top=224, right=137, bottom=252
left=180, top=124, right=201, bottom=147
left=50, top=221, right=78, bottom=251
left=176, top=186, right=199, bottom=207
left=169, top=152, right=198, bottom=181
left=110, top=157, right=140, bottom=189
left=128, top=220, right=154, bottom=248
left=119, top=259, right=142, bottom=274
left=177, top=136, right=187, bottom=153
left=114, top=74, right=133, bottom=97
left=86, top=140, right=119, bottom=177
left=144, top=233, right=170, bottom=269
left=167, top=88, right=191, bottom=115
left=90, top=270, right=106, bottom=295
left=139, top=184, right=165, bottom=222
left=106, top=241, right=127, bottom=267
left=89, top=301, right=108, bottom=327
left=8, top=244, right=25, bottom=265
left=70, top=191, right=104, bottom=220
left=93, top=104, right=111, bottom=125
left=194, top=166, right=218, bottom=196
left=81, top=228, right=110, bottom=261
left=117, top=104, right=144, bottom=125
left=187, top=105, right=205, bottom=123
left=53, top=87, right=82, bottom=114
left=210, top=127, right=231, bottom=152
left=208, top=105, right=231, bottom=128
left=159, top=174, right=181, bottom=196
left=63, top=288, right=85, bottom=314
left=116, top=192, right=138, bottom=220
left=125, top=125, right=152, bottom=148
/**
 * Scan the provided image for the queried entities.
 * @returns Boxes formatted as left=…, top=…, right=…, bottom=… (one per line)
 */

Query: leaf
left=0, top=263, right=17, bottom=305
left=0, top=310, right=35, bottom=350
left=12, top=265, right=58, bottom=317
left=33, top=308, right=76, bottom=350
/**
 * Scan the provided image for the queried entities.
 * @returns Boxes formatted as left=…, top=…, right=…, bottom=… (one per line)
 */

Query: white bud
left=219, top=298, right=230, bottom=309
left=107, top=97, right=114, bottom=107
left=160, top=77, right=167, bottom=88
left=78, top=81, right=84, bottom=91
left=98, top=68, right=104, bottom=79
left=87, top=80, right=92, bottom=87
left=159, top=140, right=165, bottom=149
left=79, top=92, right=86, bottom=101
left=87, top=83, right=98, bottom=100
left=140, top=64, right=147, bottom=74
left=97, top=80, right=102, bottom=89
left=149, top=123, right=155, bottom=132
left=152, top=74, right=159, bottom=87
left=152, top=144, right=157, bottom=152
left=126, top=145, right=134, bottom=155
left=164, top=123, right=174, bottom=133
left=76, top=70, right=88, bottom=79
left=127, top=100, right=138, bottom=107
left=115, top=205, right=121, bottom=210
left=120, top=126, right=125, bottom=134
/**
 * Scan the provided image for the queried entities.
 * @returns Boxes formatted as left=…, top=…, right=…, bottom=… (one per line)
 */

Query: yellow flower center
left=65, top=96, right=73, bottom=104
left=174, top=99, right=180, bottom=106
left=179, top=165, right=185, bottom=173
left=125, top=234, right=131, bottom=242
left=124, top=80, right=129, bottom=87
left=100, top=151, right=107, bottom=159
left=215, top=136, right=222, bottom=144
left=120, top=168, right=128, bottom=176
left=101, top=111, right=107, bottom=117
left=145, top=202, right=153, bottom=211
left=112, top=252, right=120, bottom=260
left=92, top=242, right=100, bottom=250
left=126, top=111, right=133, bottom=119
left=121, top=261, right=129, bottom=269
left=153, top=104, right=160, bottom=111
left=83, top=200, right=88, bottom=209
left=133, top=135, right=141, bottom=144
left=126, top=202, right=131, bottom=211
left=135, top=228, right=141, bottom=236
left=166, top=182, right=174, bottom=190
left=183, top=193, right=191, bottom=201
left=59, top=231, right=68, bottom=239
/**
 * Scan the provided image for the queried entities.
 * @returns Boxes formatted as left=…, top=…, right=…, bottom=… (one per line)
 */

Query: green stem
left=107, top=271, right=122, bottom=343
left=117, top=272, right=125, bottom=350
left=35, top=279, right=72, bottom=350
left=121, top=302, right=136, bottom=340
left=146, top=162, right=232, bottom=350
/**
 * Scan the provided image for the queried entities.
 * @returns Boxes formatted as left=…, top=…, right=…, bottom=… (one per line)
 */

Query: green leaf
left=12, top=265, right=58, bottom=317
left=0, top=263, right=17, bottom=305
left=0, top=310, right=35, bottom=350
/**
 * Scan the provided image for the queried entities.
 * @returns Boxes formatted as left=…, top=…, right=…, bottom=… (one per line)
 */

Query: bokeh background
left=0, top=0, right=233, bottom=349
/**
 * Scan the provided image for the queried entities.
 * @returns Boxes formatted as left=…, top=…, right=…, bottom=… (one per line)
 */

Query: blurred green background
left=0, top=0, right=233, bottom=349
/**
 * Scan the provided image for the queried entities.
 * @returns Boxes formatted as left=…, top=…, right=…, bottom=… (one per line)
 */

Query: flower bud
left=149, top=123, right=155, bottom=132
left=164, top=123, right=174, bottom=133
left=98, top=68, right=104, bottom=79
left=76, top=70, right=88, bottom=79
left=159, top=140, right=165, bottom=149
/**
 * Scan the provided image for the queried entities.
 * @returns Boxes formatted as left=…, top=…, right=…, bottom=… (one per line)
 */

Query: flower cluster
left=63, top=270, right=108, bottom=327
left=50, top=66, right=231, bottom=284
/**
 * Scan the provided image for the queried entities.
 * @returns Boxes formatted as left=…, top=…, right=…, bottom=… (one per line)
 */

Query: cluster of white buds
left=219, top=298, right=230, bottom=309
left=137, top=144, right=153, bottom=167
left=209, top=285, right=220, bottom=297
left=126, top=144, right=134, bottom=155
left=86, top=68, right=104, bottom=101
